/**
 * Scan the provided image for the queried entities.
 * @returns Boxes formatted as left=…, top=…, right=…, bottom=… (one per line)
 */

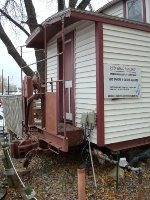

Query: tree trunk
left=57, top=0, right=65, bottom=11
left=24, top=0, right=45, bottom=82
left=0, top=9, right=30, bottom=36
left=0, top=22, right=33, bottom=76
left=69, top=0, right=78, bottom=8
left=77, top=0, right=91, bottom=9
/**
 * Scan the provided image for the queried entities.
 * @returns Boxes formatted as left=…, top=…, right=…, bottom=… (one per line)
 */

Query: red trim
left=106, top=136, right=150, bottom=151
left=123, top=0, right=126, bottom=18
left=95, top=22, right=104, bottom=147
left=70, top=11, right=150, bottom=32
left=27, top=9, right=150, bottom=48
left=57, top=31, right=75, bottom=125
left=143, top=0, right=146, bottom=23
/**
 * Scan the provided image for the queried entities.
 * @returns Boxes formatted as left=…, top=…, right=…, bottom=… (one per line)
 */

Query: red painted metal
left=41, top=94, right=46, bottom=128
left=95, top=22, right=105, bottom=147
left=23, top=76, right=34, bottom=127
left=143, top=0, right=146, bottom=23
left=106, top=136, right=150, bottom=152
left=57, top=32, right=75, bottom=125
left=123, top=0, right=126, bottom=18
left=62, top=17, right=67, bottom=139
left=44, top=25, right=47, bottom=92
left=70, top=10, right=150, bottom=32
left=45, top=92, right=57, bottom=134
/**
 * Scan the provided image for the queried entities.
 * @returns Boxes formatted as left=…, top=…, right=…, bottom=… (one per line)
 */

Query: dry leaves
left=0, top=147, right=150, bottom=200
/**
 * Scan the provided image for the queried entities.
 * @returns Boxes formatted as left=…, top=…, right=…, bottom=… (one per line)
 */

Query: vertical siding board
left=75, top=22, right=97, bottom=143
left=47, top=40, right=57, bottom=92
left=95, top=22, right=105, bottom=146
left=103, top=24, right=150, bottom=144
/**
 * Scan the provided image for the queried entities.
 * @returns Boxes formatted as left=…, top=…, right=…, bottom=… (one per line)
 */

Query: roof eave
left=26, top=8, right=150, bottom=49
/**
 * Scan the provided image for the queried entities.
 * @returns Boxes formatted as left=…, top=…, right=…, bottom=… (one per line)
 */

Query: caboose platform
left=30, top=123, right=83, bottom=153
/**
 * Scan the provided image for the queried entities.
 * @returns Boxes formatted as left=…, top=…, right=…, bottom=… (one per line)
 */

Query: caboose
left=23, top=6, right=150, bottom=154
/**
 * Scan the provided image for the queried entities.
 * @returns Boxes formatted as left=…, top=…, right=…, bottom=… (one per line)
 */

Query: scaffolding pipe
left=62, top=17, right=67, bottom=139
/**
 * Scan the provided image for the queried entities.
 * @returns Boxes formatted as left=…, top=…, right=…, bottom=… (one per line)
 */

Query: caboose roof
left=26, top=8, right=150, bottom=49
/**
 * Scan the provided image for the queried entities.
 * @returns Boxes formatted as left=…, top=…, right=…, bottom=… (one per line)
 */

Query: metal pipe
left=7, top=76, right=9, bottom=95
left=6, top=149, right=25, bottom=188
left=6, top=149, right=38, bottom=200
left=20, top=46, right=23, bottom=137
left=21, top=53, right=63, bottom=69
left=88, top=138, right=97, bottom=189
left=44, top=25, right=47, bottom=93
left=78, top=168, right=86, bottom=200
left=2, top=69, right=3, bottom=95
left=116, top=152, right=120, bottom=192
left=47, top=79, right=63, bottom=84
left=62, top=17, right=67, bottom=139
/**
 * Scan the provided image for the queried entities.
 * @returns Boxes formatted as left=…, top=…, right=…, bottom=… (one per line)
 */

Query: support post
left=61, top=17, right=66, bottom=139
left=116, top=152, right=120, bottom=192
left=2, top=144, right=19, bottom=188
left=2, top=69, right=3, bottom=95
left=78, top=168, right=86, bottom=200
left=7, top=76, right=9, bottom=95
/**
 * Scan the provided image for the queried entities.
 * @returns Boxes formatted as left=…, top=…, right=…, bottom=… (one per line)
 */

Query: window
left=126, top=0, right=143, bottom=22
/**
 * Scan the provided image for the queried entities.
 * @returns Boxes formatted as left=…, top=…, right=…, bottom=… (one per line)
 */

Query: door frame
left=57, top=31, right=75, bottom=126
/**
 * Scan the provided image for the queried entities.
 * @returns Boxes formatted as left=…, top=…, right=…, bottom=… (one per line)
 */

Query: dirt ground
left=0, top=141, right=150, bottom=200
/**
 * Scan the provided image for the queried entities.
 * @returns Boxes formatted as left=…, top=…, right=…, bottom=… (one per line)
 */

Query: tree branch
left=0, top=22, right=33, bottom=76
left=0, top=8, right=30, bottom=36
left=57, top=0, right=65, bottom=11
left=24, top=0, right=38, bottom=33
left=24, top=0, right=45, bottom=81
left=69, top=0, right=78, bottom=8
left=77, top=0, right=91, bottom=10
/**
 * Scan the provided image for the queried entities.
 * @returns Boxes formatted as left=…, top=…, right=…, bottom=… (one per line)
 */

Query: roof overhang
left=97, top=0, right=122, bottom=13
left=26, top=8, right=150, bottom=49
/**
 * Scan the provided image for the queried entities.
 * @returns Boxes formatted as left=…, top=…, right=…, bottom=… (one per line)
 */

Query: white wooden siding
left=46, top=21, right=97, bottom=143
left=75, top=22, right=97, bottom=143
left=47, top=40, right=57, bottom=91
left=103, top=1, right=123, bottom=18
left=103, top=24, right=150, bottom=144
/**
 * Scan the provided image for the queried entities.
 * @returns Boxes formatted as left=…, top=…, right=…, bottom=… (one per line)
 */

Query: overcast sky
left=0, top=0, right=109, bottom=87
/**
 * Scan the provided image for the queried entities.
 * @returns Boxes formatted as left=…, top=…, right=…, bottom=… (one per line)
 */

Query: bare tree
left=0, top=0, right=96, bottom=81
left=0, top=0, right=45, bottom=81
left=58, top=0, right=92, bottom=10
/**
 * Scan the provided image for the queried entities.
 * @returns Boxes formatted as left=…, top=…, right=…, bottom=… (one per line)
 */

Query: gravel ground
left=0, top=143, right=150, bottom=200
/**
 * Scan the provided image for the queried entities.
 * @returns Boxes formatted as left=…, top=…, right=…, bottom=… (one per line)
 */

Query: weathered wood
left=0, top=188, right=7, bottom=199
left=2, top=151, right=20, bottom=188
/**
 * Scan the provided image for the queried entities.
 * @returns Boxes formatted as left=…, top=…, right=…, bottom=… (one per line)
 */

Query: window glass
left=127, top=0, right=143, bottom=22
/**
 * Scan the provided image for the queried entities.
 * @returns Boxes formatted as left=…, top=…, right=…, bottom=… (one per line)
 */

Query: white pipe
left=7, top=149, right=25, bottom=188
left=88, top=138, right=97, bottom=189
left=7, top=150, right=38, bottom=200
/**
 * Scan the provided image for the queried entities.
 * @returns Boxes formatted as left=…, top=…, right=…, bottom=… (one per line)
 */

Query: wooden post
left=78, top=168, right=86, bottom=200
left=2, top=144, right=20, bottom=188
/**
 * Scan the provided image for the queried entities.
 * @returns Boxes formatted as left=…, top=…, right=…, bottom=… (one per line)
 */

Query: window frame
left=123, top=0, right=146, bottom=23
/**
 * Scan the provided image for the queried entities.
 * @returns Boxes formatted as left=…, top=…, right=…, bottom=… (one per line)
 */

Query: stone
left=108, top=166, right=124, bottom=180
left=0, top=188, right=7, bottom=199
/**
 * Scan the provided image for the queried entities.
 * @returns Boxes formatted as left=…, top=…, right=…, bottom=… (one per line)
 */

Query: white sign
left=104, top=64, right=141, bottom=98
